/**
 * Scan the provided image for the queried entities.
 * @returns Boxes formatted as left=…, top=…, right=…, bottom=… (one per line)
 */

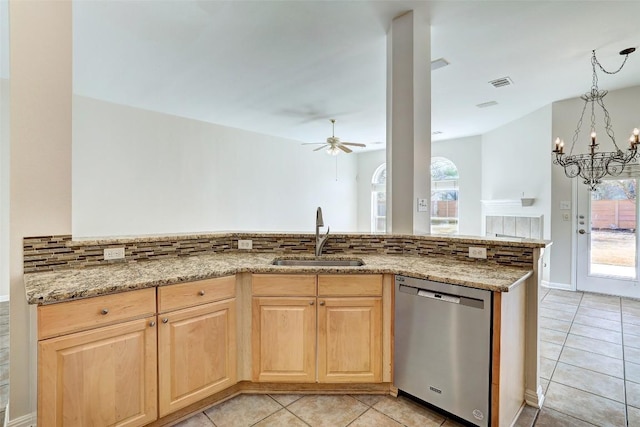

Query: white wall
left=73, top=96, right=358, bottom=237
left=356, top=149, right=386, bottom=232
left=0, top=1, right=9, bottom=300
left=550, top=85, right=640, bottom=287
left=481, top=105, right=553, bottom=281
left=433, top=136, right=482, bottom=236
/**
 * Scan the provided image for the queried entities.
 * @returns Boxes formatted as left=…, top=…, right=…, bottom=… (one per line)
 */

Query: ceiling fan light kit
left=303, top=119, right=366, bottom=155
left=552, top=47, right=639, bottom=191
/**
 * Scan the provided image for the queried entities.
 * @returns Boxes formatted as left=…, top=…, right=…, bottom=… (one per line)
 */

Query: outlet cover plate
left=238, top=240, right=253, bottom=250
left=468, top=247, right=487, bottom=259
left=104, top=247, right=125, bottom=260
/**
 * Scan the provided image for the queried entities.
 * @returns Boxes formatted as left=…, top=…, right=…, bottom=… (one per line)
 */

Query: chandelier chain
left=569, top=99, right=589, bottom=156
left=592, top=49, right=630, bottom=75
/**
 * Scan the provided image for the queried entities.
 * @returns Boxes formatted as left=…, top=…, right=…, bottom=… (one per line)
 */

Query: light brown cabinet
left=157, top=277, right=237, bottom=416
left=251, top=274, right=383, bottom=383
left=37, top=288, right=158, bottom=427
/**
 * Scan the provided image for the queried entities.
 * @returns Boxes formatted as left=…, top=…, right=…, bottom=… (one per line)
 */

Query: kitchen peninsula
left=25, top=232, right=547, bottom=427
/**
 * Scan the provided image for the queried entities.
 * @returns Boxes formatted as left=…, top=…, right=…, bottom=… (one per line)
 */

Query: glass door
left=576, top=178, right=640, bottom=297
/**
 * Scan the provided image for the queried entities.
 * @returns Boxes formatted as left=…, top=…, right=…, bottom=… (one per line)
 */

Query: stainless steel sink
left=271, top=258, right=364, bottom=267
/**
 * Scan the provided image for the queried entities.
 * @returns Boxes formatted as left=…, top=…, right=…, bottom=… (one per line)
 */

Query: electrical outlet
left=468, top=247, right=487, bottom=259
left=104, top=247, right=125, bottom=260
left=238, top=239, right=253, bottom=250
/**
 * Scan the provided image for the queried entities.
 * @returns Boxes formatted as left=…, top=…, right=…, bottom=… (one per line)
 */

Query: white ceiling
left=72, top=0, right=640, bottom=149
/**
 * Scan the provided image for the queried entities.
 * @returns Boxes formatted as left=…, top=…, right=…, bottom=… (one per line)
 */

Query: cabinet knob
left=149, top=321, right=156, bottom=327
left=309, top=301, right=314, bottom=305
left=319, top=301, right=325, bottom=306
left=162, top=318, right=169, bottom=323
left=199, top=290, right=205, bottom=296
left=101, top=308, right=109, bottom=315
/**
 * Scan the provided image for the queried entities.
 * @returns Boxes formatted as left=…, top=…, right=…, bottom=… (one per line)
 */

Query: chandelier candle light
left=552, top=47, right=639, bottom=191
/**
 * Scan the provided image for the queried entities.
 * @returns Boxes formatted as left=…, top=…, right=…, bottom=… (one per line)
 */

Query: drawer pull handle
left=162, top=318, right=169, bottom=323
left=101, top=308, right=109, bottom=315
left=199, top=290, right=205, bottom=296
left=319, top=301, right=325, bottom=306
left=309, top=301, right=314, bottom=305
left=149, top=321, right=156, bottom=327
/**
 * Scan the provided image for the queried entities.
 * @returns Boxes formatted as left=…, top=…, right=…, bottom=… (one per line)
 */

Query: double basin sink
left=271, top=258, right=364, bottom=267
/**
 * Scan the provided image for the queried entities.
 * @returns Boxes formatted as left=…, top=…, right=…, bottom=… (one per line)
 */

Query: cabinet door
left=318, top=297, right=382, bottom=383
left=252, top=297, right=316, bottom=382
left=158, top=299, right=236, bottom=417
left=38, top=317, right=158, bottom=427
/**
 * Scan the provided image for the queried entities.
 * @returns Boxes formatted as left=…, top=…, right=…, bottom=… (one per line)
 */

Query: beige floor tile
left=581, top=299, right=621, bottom=313
left=540, top=357, right=556, bottom=380
left=539, top=316, right=572, bottom=333
left=535, top=407, right=596, bottom=427
left=625, top=322, right=640, bottom=336
left=569, top=323, right=622, bottom=344
left=559, top=347, right=623, bottom=378
left=624, top=312, right=640, bottom=326
left=287, top=395, right=367, bottom=427
left=350, top=394, right=384, bottom=407
left=348, top=408, right=403, bottom=427
left=578, top=306, right=621, bottom=322
left=0, top=349, right=8, bottom=367
left=372, top=396, right=445, bottom=427
left=564, top=334, right=623, bottom=359
left=204, top=394, right=282, bottom=427
left=622, top=299, right=640, bottom=314
left=540, top=341, right=563, bottom=361
left=545, top=291, right=582, bottom=305
left=627, top=380, right=640, bottom=408
left=551, top=362, right=625, bottom=402
left=625, top=332, right=640, bottom=349
left=173, top=413, right=215, bottom=427
left=252, top=409, right=309, bottom=427
left=626, top=361, right=640, bottom=384
left=544, top=382, right=625, bottom=426
left=540, top=301, right=578, bottom=314
left=628, top=405, right=640, bottom=426
left=582, top=293, right=620, bottom=305
left=626, top=345, right=640, bottom=363
left=269, top=394, right=303, bottom=407
left=540, top=307, right=575, bottom=322
left=540, top=328, right=567, bottom=346
left=0, top=335, right=7, bottom=349
left=442, top=418, right=466, bottom=426
left=513, top=405, right=537, bottom=427
left=540, top=378, right=550, bottom=394
left=573, top=314, right=621, bottom=332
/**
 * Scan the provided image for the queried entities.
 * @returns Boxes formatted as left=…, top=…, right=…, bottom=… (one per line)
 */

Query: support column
left=386, top=9, right=431, bottom=234
left=9, top=0, right=72, bottom=421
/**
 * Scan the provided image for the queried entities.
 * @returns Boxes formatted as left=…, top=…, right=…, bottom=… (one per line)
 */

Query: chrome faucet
left=315, top=207, right=330, bottom=257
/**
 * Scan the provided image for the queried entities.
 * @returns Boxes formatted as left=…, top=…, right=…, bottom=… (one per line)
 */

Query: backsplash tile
left=23, top=233, right=543, bottom=273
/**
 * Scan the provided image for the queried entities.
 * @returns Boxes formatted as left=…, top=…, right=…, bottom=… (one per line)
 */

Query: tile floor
left=175, top=288, right=640, bottom=427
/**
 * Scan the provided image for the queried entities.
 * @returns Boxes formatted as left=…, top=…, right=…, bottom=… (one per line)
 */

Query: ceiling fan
left=303, top=119, right=366, bottom=155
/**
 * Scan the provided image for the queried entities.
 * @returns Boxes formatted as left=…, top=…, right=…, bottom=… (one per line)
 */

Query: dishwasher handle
left=417, top=289, right=460, bottom=304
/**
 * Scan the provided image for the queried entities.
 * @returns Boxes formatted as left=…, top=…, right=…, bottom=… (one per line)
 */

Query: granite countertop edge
left=24, top=253, right=534, bottom=305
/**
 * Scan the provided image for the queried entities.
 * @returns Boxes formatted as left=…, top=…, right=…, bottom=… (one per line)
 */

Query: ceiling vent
left=476, top=101, right=498, bottom=108
left=431, top=58, right=450, bottom=71
left=489, top=77, right=514, bottom=88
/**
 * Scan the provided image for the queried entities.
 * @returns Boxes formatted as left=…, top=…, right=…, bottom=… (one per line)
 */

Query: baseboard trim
left=524, top=386, right=544, bottom=409
left=7, top=412, right=35, bottom=427
left=541, top=280, right=572, bottom=291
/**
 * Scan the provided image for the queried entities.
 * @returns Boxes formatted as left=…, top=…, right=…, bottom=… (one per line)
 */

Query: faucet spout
left=315, top=207, right=330, bottom=257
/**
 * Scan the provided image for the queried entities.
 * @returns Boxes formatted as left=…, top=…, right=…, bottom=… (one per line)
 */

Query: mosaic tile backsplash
left=23, top=233, right=542, bottom=273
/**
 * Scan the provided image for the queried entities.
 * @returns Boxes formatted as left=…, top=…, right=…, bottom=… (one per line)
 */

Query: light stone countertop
left=24, top=252, right=533, bottom=305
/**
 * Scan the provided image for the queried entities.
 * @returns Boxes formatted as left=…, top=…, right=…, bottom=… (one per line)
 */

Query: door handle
left=578, top=229, right=586, bottom=234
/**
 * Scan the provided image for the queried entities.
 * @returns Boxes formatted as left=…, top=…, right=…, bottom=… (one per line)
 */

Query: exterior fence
left=591, top=199, right=636, bottom=230
left=431, top=201, right=458, bottom=219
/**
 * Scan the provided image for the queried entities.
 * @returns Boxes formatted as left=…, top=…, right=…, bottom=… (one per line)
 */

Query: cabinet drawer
left=38, top=287, right=156, bottom=340
left=158, top=276, right=235, bottom=313
left=252, top=274, right=316, bottom=296
left=318, top=274, right=383, bottom=296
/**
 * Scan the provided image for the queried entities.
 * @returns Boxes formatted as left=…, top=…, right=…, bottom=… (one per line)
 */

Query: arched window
left=431, top=157, right=459, bottom=234
left=371, top=164, right=386, bottom=233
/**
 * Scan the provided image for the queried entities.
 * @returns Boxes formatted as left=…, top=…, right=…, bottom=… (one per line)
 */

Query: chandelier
left=552, top=47, right=639, bottom=191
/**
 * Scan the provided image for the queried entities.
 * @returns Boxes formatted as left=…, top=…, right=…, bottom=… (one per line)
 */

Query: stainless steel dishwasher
left=394, top=275, right=492, bottom=427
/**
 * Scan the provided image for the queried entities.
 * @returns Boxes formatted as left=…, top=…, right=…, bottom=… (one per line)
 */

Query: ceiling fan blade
left=314, top=145, right=328, bottom=152
left=302, top=142, right=327, bottom=146
left=337, top=144, right=352, bottom=154
left=341, top=142, right=367, bottom=148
